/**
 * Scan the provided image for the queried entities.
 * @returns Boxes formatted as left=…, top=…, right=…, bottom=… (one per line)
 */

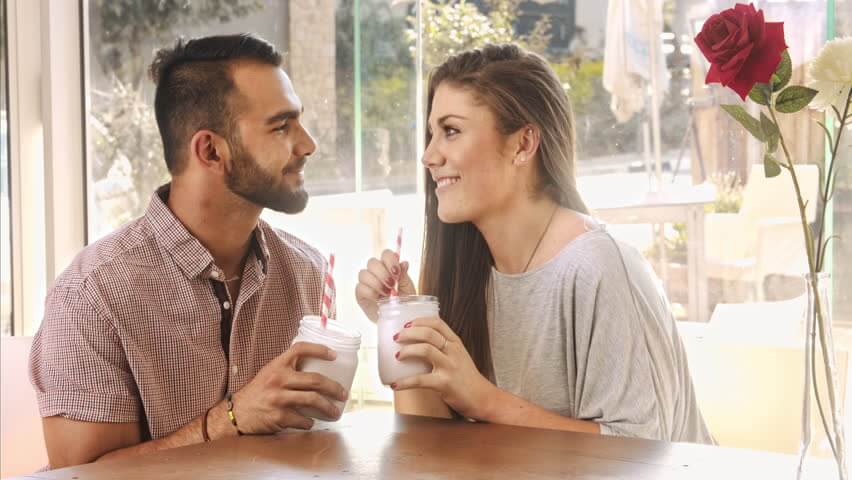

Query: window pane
left=87, top=0, right=295, bottom=239
left=263, top=0, right=418, bottom=406
left=1, top=0, right=12, bottom=336
left=833, top=0, right=852, bottom=327
left=85, top=0, right=411, bottom=409
left=419, top=0, right=836, bottom=322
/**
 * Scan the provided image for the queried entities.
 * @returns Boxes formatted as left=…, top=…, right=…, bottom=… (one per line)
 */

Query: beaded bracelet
left=226, top=392, right=243, bottom=436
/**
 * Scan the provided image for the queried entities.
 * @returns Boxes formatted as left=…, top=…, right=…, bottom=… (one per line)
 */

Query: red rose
left=694, top=3, right=787, bottom=100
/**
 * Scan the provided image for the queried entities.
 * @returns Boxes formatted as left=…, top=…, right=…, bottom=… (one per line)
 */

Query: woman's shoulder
left=552, top=226, right=657, bottom=288
left=552, top=226, right=628, bottom=272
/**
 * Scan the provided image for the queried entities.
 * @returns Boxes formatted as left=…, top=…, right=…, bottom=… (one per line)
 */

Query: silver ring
left=440, top=335, right=448, bottom=352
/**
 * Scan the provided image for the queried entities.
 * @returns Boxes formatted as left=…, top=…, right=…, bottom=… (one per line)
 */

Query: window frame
left=5, top=0, right=86, bottom=336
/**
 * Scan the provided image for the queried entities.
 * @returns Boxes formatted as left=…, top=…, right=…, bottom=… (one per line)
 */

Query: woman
left=355, top=44, right=714, bottom=444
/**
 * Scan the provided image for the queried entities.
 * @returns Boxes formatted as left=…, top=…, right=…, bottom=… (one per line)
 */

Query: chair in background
left=704, top=163, right=819, bottom=300
left=1, top=336, right=47, bottom=477
left=679, top=298, right=849, bottom=458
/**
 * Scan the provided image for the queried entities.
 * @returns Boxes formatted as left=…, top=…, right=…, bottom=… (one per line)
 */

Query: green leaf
left=749, top=83, right=771, bottom=106
left=760, top=112, right=778, bottom=137
left=764, top=153, right=782, bottom=178
left=776, top=86, right=819, bottom=113
left=772, top=50, right=792, bottom=91
left=721, top=104, right=766, bottom=141
left=768, top=133, right=779, bottom=153
left=761, top=113, right=780, bottom=153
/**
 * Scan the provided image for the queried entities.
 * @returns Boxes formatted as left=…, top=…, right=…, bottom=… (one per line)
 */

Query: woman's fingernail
left=393, top=333, right=400, bottom=341
left=383, top=285, right=392, bottom=294
left=404, top=321, right=412, bottom=328
left=391, top=383, right=398, bottom=390
left=391, top=266, right=400, bottom=276
left=395, top=351, right=400, bottom=360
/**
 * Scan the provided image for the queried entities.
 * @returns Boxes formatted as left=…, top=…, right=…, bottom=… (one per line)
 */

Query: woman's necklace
left=522, top=205, right=559, bottom=273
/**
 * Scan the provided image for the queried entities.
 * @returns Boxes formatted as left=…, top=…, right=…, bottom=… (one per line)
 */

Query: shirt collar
left=146, top=184, right=270, bottom=280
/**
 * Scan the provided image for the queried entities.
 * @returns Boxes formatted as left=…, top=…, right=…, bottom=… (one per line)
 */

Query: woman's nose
left=421, top=139, right=444, bottom=168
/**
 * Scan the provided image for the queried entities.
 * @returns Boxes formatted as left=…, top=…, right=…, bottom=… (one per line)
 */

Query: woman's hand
left=355, top=249, right=416, bottom=322
left=392, top=316, right=498, bottom=420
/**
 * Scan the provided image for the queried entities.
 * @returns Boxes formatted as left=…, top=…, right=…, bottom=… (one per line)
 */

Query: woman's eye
left=445, top=127, right=459, bottom=137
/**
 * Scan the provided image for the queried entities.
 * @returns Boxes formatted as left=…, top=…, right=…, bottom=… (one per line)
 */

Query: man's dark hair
left=149, top=33, right=282, bottom=174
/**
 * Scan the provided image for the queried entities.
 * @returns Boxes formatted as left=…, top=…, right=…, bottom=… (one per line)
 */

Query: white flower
left=808, top=37, right=852, bottom=111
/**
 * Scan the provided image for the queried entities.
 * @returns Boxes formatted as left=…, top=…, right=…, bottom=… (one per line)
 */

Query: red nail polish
left=395, top=351, right=400, bottom=359
left=391, top=383, right=397, bottom=390
left=404, top=321, right=412, bottom=328
left=393, top=333, right=399, bottom=341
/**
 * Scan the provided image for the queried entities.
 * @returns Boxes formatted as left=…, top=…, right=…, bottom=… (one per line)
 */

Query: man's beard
left=225, top=137, right=309, bottom=214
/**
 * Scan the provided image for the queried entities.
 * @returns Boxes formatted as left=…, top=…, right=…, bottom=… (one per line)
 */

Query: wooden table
left=14, top=410, right=837, bottom=479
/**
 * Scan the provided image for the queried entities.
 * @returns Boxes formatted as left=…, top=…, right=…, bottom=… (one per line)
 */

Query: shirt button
left=211, top=271, right=220, bottom=279
left=223, top=301, right=231, bottom=310
left=232, top=365, right=239, bottom=375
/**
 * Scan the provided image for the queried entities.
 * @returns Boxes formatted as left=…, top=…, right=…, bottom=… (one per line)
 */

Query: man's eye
left=275, top=123, right=289, bottom=132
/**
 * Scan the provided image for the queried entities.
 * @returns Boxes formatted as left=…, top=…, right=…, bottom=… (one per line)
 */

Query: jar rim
left=299, top=315, right=361, bottom=350
left=377, top=295, right=438, bottom=307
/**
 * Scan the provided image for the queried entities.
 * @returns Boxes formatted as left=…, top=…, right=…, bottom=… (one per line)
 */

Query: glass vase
left=797, top=273, right=847, bottom=480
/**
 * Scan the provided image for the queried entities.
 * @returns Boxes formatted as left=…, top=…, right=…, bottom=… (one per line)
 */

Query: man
left=29, top=34, right=346, bottom=468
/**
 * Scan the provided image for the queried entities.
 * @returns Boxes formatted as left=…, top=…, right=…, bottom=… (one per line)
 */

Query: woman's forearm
left=393, top=389, right=453, bottom=418
left=394, top=384, right=600, bottom=434
left=478, top=387, right=601, bottom=434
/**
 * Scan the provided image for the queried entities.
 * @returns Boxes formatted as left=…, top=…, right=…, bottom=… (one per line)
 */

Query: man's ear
left=189, top=130, right=231, bottom=174
left=512, top=126, right=540, bottom=167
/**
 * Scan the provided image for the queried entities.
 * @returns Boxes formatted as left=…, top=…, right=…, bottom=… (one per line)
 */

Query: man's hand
left=231, top=341, right=348, bottom=433
left=42, top=342, right=348, bottom=469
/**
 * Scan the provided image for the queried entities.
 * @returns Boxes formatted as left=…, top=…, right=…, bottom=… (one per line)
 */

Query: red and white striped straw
left=390, top=228, right=403, bottom=297
left=320, top=254, right=335, bottom=328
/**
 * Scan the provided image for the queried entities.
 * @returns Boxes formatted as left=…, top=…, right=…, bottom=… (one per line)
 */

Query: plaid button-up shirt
left=29, top=186, right=333, bottom=439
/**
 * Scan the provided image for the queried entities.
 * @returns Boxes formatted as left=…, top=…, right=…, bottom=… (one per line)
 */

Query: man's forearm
left=97, top=401, right=237, bottom=462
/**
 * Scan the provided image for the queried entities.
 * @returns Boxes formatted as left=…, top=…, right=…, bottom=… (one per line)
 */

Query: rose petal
left=742, top=51, right=781, bottom=84
left=723, top=21, right=748, bottom=55
left=706, top=63, right=724, bottom=84
left=695, top=30, right=718, bottom=61
left=727, top=73, right=757, bottom=100
left=763, top=21, right=789, bottom=52
left=735, top=3, right=755, bottom=16
left=742, top=22, right=787, bottom=84
left=718, top=43, right=754, bottom=80
left=747, top=9, right=765, bottom=45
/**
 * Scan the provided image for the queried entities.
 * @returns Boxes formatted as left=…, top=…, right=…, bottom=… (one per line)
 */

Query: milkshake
left=377, top=295, right=439, bottom=385
left=292, top=315, right=361, bottom=421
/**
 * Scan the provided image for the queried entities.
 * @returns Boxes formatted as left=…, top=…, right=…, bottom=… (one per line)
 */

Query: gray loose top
left=487, top=225, right=714, bottom=444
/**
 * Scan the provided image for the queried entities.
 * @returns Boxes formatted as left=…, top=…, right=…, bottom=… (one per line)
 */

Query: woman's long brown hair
left=419, top=44, right=589, bottom=378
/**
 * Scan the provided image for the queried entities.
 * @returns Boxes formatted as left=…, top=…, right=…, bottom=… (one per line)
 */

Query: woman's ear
left=512, top=126, right=540, bottom=167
